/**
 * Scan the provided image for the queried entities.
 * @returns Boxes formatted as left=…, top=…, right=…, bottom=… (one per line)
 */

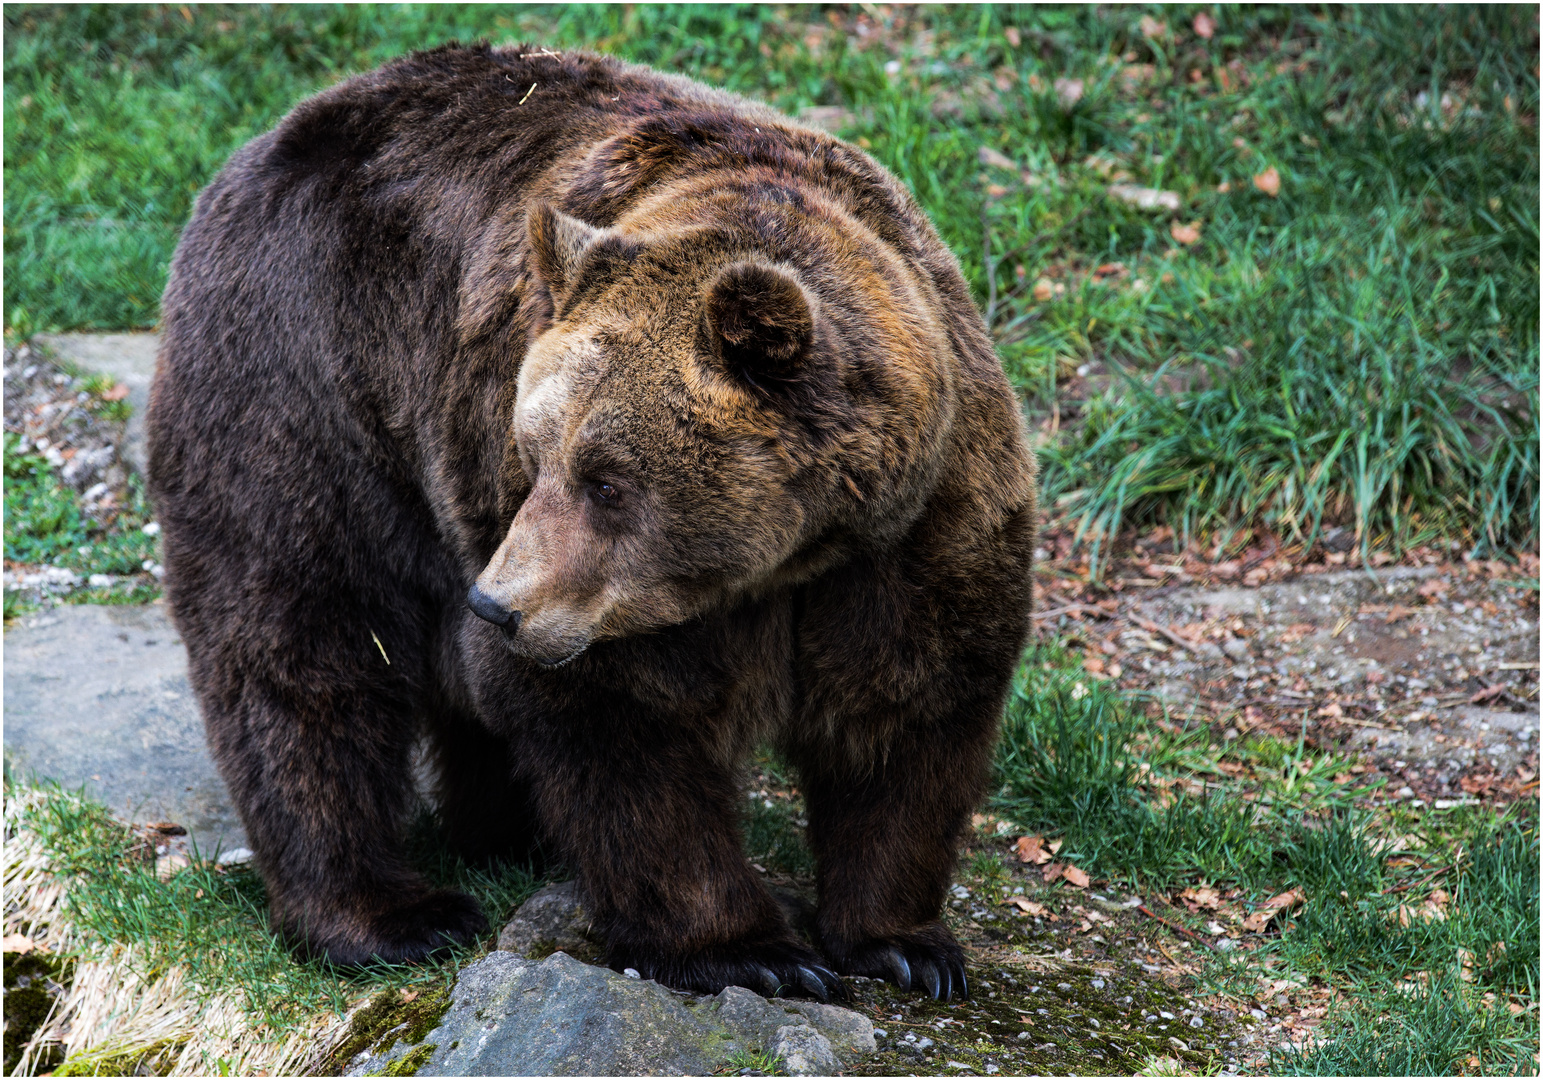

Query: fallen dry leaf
left=400, top=988, right=420, bottom=1003
left=102, top=383, right=131, bottom=402
left=1042, top=861, right=1065, bottom=883
left=1470, top=684, right=1505, bottom=704
left=1266, top=888, right=1306, bottom=910
left=1169, top=220, right=1202, bottom=245
left=1317, top=702, right=1344, bottom=719
left=1180, top=885, right=1221, bottom=910
left=1063, top=865, right=1091, bottom=888
left=1, top=933, right=36, bottom=954
left=1004, top=26, right=1021, bottom=48
left=1108, top=184, right=1181, bottom=212
left=1253, top=166, right=1282, bottom=197
left=1139, top=15, right=1168, bottom=39
left=1216, top=180, right=1231, bottom=193
left=1192, top=12, right=1216, bottom=39
left=1053, top=77, right=1084, bottom=108
left=1279, top=622, right=1317, bottom=643
left=1032, top=278, right=1054, bottom=302
left=156, top=853, right=190, bottom=881
left=1014, top=835, right=1054, bottom=864
left=978, top=145, right=1018, bottom=172
left=1003, top=896, right=1049, bottom=917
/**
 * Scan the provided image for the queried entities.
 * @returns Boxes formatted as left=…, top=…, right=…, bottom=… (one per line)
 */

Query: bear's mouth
left=494, top=625, right=590, bottom=669
left=534, top=642, right=590, bottom=669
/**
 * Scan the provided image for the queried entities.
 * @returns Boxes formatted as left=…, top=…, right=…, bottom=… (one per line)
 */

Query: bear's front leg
left=202, top=671, right=488, bottom=966
left=788, top=700, right=1001, bottom=1002
left=517, top=707, right=843, bottom=1000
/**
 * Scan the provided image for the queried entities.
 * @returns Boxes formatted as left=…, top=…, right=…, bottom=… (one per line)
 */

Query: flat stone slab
left=33, top=332, right=160, bottom=475
left=3, top=603, right=244, bottom=852
left=346, top=951, right=875, bottom=1077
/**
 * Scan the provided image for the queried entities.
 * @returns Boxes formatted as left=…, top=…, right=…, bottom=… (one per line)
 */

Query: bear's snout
left=466, top=583, right=522, bottom=631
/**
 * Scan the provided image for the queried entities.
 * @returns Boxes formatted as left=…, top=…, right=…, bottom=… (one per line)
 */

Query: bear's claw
left=609, top=940, right=848, bottom=1001
left=824, top=923, right=969, bottom=1001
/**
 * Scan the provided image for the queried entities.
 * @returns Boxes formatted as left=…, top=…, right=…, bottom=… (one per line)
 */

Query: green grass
left=7, top=782, right=543, bottom=1050
left=992, top=642, right=1540, bottom=1075
left=3, top=431, right=157, bottom=575
left=4, top=4, right=1536, bottom=565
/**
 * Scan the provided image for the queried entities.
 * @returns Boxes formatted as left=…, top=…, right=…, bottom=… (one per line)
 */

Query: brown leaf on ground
left=1193, top=12, right=1216, bottom=39
left=1053, top=77, right=1084, bottom=107
left=1470, top=684, right=1505, bottom=704
left=399, top=989, right=420, bottom=1003
left=1042, top=861, right=1065, bottom=883
left=1003, top=896, right=1049, bottom=917
left=1, top=933, right=36, bottom=954
left=978, top=145, right=1018, bottom=171
left=1170, top=220, right=1202, bottom=245
left=1180, top=885, right=1222, bottom=909
left=102, top=383, right=131, bottom=402
left=1032, top=278, right=1054, bottom=302
left=1004, top=26, right=1021, bottom=47
left=1139, top=15, right=1168, bottom=39
left=1253, top=167, right=1281, bottom=196
left=1279, top=622, right=1317, bottom=643
left=1063, top=865, right=1091, bottom=888
left=1243, top=888, right=1305, bottom=932
left=1014, top=835, right=1054, bottom=864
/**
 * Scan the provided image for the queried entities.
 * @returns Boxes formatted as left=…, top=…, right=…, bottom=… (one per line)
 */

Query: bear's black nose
left=467, top=584, right=521, bottom=630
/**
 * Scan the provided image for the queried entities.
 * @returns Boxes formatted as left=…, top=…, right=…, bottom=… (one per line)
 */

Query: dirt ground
left=1033, top=530, right=1540, bottom=807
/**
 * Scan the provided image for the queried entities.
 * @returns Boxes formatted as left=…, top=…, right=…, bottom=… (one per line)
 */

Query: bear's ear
left=702, top=262, right=815, bottom=389
left=527, top=203, right=603, bottom=310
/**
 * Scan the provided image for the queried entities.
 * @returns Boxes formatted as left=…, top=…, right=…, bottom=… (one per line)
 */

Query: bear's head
left=467, top=195, right=956, bottom=667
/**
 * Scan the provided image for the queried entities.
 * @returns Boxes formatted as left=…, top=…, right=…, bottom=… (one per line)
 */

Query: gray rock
left=768, top=1023, right=840, bottom=1076
left=3, top=604, right=245, bottom=851
left=782, top=1000, right=876, bottom=1060
left=348, top=951, right=875, bottom=1076
left=497, top=880, right=595, bottom=958
left=33, top=332, right=160, bottom=475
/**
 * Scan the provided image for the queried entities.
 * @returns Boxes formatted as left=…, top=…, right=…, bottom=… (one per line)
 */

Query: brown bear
left=148, top=42, right=1036, bottom=1002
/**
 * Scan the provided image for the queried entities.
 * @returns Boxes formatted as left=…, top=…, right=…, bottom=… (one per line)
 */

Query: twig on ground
left=1032, top=603, right=1118, bottom=621
left=1384, top=866, right=1451, bottom=896
left=1128, top=614, right=1205, bottom=655
left=1138, top=903, right=1218, bottom=951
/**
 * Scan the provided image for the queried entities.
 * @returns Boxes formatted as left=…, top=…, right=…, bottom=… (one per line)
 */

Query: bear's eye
left=594, top=482, right=618, bottom=503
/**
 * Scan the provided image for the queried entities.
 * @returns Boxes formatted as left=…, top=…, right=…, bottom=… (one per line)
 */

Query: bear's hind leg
left=425, top=710, right=547, bottom=868
left=206, top=673, right=487, bottom=966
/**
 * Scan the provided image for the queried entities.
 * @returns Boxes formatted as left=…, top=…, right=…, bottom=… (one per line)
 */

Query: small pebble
left=1091, top=978, right=1105, bottom=989
left=623, top=968, right=641, bottom=979
left=1057, top=982, right=1072, bottom=991
left=1190, top=1016, right=1204, bottom=1028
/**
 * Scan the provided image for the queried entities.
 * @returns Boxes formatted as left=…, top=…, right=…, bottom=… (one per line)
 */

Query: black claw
left=918, top=957, right=942, bottom=1000
left=954, top=962, right=969, bottom=1001
left=938, top=963, right=953, bottom=1002
left=753, top=963, right=783, bottom=997
left=797, top=965, right=830, bottom=1003
left=885, top=947, right=913, bottom=992
left=816, top=965, right=850, bottom=1002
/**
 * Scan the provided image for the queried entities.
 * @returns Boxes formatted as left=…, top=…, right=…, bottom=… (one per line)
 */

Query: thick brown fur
left=148, top=44, right=1036, bottom=999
